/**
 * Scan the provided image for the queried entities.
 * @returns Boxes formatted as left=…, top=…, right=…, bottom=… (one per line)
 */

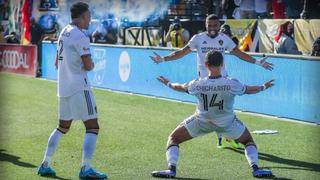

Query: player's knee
left=86, top=127, right=100, bottom=135
left=57, top=124, right=70, bottom=134
left=167, top=134, right=180, bottom=146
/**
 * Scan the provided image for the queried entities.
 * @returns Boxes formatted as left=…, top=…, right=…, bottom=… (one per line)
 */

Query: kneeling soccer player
left=152, top=50, right=274, bottom=178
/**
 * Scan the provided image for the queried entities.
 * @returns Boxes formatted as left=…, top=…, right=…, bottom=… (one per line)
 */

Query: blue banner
left=42, top=42, right=320, bottom=123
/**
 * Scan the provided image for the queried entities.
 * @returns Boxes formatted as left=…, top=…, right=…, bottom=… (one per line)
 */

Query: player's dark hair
left=205, top=50, right=223, bottom=67
left=70, top=2, right=89, bottom=19
left=206, top=14, right=219, bottom=21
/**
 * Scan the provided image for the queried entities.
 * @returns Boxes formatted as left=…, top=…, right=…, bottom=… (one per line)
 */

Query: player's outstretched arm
left=150, top=46, right=192, bottom=64
left=157, top=76, right=188, bottom=92
left=230, top=48, right=274, bottom=71
left=245, top=80, right=274, bottom=94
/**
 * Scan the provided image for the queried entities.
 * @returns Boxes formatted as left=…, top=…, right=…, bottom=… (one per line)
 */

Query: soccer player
left=37, top=2, right=107, bottom=179
left=151, top=50, right=274, bottom=178
left=150, top=14, right=273, bottom=149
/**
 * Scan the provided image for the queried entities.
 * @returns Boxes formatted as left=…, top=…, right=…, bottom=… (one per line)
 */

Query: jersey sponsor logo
left=200, top=47, right=225, bottom=54
left=202, top=41, right=207, bottom=44
left=219, top=40, right=224, bottom=46
left=92, top=48, right=107, bottom=85
left=119, top=51, right=131, bottom=82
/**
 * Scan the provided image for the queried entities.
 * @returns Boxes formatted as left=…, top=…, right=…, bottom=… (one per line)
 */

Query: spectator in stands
left=221, top=0, right=237, bottom=19
left=300, top=0, right=320, bottom=19
left=255, top=0, right=271, bottom=19
left=5, top=32, right=20, bottom=44
left=30, top=18, right=45, bottom=77
left=274, top=21, right=302, bottom=55
left=284, top=0, right=303, bottom=18
left=271, top=0, right=285, bottom=19
left=0, top=25, right=5, bottom=43
left=311, top=37, right=320, bottom=56
left=212, top=0, right=224, bottom=18
left=165, top=17, right=190, bottom=48
left=238, top=0, right=255, bottom=19
left=220, top=24, right=239, bottom=46
left=92, top=20, right=118, bottom=44
left=30, top=18, right=45, bottom=45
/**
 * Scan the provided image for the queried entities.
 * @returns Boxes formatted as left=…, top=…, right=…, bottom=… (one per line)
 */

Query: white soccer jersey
left=187, top=32, right=236, bottom=78
left=187, top=76, right=246, bottom=127
left=57, top=24, right=92, bottom=97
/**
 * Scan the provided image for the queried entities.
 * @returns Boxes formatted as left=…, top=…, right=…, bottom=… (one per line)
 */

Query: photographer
left=165, top=17, right=190, bottom=48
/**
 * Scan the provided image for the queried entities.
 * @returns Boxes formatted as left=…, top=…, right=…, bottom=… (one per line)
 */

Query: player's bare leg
left=237, top=128, right=273, bottom=178
left=38, top=120, right=72, bottom=177
left=151, top=125, right=193, bottom=178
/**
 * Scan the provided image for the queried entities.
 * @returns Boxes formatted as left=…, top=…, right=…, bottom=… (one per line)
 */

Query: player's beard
left=207, top=30, right=218, bottom=38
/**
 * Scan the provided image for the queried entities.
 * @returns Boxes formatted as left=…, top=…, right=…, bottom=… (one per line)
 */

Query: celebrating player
left=37, top=2, right=107, bottom=179
left=152, top=50, right=274, bottom=178
left=150, top=14, right=273, bottom=148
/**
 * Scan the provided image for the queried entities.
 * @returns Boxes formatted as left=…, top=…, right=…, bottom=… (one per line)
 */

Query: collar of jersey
left=206, top=32, right=218, bottom=39
left=208, top=75, right=222, bottom=79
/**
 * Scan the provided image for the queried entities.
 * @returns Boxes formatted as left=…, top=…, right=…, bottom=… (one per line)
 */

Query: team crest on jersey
left=202, top=41, right=207, bottom=44
left=219, top=40, right=224, bottom=46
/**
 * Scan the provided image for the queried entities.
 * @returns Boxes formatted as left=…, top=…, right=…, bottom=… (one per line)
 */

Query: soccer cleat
left=252, top=168, right=273, bottom=178
left=79, top=167, right=108, bottom=179
left=37, top=164, right=56, bottom=177
left=151, top=169, right=176, bottom=178
left=226, top=139, right=241, bottom=149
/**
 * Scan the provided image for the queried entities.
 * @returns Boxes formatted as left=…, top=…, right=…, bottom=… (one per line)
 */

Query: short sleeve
left=229, top=78, right=246, bottom=95
left=74, top=35, right=91, bottom=56
left=186, top=79, right=200, bottom=95
left=224, top=35, right=236, bottom=51
left=186, top=34, right=198, bottom=50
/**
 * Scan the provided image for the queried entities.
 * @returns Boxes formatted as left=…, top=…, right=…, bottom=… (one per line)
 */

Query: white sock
left=245, top=144, right=258, bottom=167
left=42, top=129, right=63, bottom=167
left=166, top=145, right=179, bottom=168
left=82, top=133, right=97, bottom=170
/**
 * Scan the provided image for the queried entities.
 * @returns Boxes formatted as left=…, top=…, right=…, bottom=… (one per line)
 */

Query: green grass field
left=0, top=73, right=319, bottom=180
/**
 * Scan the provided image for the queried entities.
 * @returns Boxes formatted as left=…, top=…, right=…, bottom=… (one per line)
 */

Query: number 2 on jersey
left=201, top=93, right=224, bottom=111
left=58, top=40, right=63, bottom=61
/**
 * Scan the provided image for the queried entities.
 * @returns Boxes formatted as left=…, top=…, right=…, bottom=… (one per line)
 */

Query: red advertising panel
left=0, top=44, right=37, bottom=76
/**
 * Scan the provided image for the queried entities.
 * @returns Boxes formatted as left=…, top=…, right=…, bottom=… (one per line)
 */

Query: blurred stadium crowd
left=0, top=0, right=319, bottom=57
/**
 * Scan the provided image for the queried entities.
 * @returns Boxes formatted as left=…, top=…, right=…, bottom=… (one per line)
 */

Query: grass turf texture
left=0, top=73, right=319, bottom=180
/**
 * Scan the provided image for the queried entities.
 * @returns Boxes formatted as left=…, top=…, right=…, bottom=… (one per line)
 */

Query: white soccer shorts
left=182, top=115, right=245, bottom=140
left=59, top=90, right=98, bottom=121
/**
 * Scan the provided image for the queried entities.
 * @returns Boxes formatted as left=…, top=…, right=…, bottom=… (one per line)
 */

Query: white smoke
left=32, top=0, right=169, bottom=37
left=91, top=0, right=169, bottom=22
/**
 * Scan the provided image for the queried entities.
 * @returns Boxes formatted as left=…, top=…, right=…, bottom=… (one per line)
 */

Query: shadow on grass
left=152, top=177, right=212, bottom=180
left=174, top=177, right=212, bottom=180
left=40, top=175, right=72, bottom=180
left=0, top=149, right=36, bottom=168
left=224, top=147, right=320, bottom=172
left=0, top=149, right=72, bottom=179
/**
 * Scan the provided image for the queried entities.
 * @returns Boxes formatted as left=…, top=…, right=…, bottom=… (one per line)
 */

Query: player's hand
left=256, top=56, right=273, bottom=71
left=263, top=79, right=275, bottom=90
left=150, top=52, right=164, bottom=64
left=55, top=60, right=58, bottom=69
left=157, top=76, right=170, bottom=85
